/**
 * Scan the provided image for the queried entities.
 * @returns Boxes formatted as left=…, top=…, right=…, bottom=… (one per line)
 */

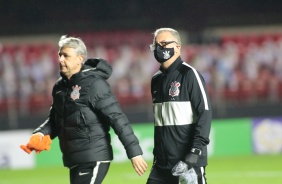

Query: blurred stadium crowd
left=0, top=31, right=282, bottom=117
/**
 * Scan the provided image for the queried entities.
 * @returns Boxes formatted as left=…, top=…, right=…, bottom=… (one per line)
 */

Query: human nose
left=58, top=55, right=64, bottom=63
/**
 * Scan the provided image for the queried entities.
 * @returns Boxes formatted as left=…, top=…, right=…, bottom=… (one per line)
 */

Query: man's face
left=58, top=47, right=83, bottom=79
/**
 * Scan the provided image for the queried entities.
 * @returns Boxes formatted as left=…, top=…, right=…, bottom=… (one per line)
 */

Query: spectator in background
left=146, top=28, right=212, bottom=184
left=1, top=50, right=17, bottom=99
left=20, top=35, right=147, bottom=184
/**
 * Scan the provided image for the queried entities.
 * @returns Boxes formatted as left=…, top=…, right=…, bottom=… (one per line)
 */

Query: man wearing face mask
left=146, top=28, right=212, bottom=184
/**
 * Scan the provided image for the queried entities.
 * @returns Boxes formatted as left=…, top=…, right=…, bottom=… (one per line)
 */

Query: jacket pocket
left=79, top=110, right=91, bottom=141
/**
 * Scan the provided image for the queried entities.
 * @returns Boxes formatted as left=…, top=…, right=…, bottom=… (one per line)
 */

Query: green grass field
left=1, top=155, right=281, bottom=184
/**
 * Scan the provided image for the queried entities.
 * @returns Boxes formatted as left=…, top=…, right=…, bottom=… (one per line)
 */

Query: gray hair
left=153, top=28, right=182, bottom=45
left=58, top=35, right=87, bottom=61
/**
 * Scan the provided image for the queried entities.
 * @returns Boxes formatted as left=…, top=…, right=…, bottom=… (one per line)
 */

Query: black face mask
left=153, top=44, right=175, bottom=63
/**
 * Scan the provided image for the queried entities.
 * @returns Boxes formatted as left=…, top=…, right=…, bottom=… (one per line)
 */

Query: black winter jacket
left=34, top=58, right=143, bottom=167
left=151, top=57, right=212, bottom=169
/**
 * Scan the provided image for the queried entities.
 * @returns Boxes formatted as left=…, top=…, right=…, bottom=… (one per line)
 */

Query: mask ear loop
left=155, top=43, right=162, bottom=49
left=156, top=43, right=169, bottom=51
left=175, top=44, right=181, bottom=54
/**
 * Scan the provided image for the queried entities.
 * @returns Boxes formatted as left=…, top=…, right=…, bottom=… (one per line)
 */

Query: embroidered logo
left=163, top=51, right=171, bottom=59
left=169, top=81, right=181, bottom=97
left=70, top=85, right=81, bottom=100
left=79, top=172, right=89, bottom=176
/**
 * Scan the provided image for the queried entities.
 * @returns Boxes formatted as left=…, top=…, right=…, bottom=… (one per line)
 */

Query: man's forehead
left=156, top=32, right=174, bottom=41
left=59, top=47, right=75, bottom=53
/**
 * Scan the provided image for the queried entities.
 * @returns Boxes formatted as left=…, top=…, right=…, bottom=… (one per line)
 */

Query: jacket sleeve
left=32, top=105, right=59, bottom=139
left=89, top=77, right=143, bottom=159
left=33, top=104, right=60, bottom=139
left=187, top=70, right=212, bottom=152
left=33, top=82, right=61, bottom=140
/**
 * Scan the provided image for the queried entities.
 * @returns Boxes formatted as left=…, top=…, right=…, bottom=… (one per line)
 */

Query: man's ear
left=175, top=45, right=181, bottom=53
left=78, top=55, right=84, bottom=65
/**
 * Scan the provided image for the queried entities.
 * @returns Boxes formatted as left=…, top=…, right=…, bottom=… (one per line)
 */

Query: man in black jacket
left=20, top=35, right=147, bottom=184
left=146, top=28, right=212, bottom=184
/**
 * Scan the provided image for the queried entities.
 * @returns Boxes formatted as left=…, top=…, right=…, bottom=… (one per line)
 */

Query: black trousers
left=69, top=162, right=110, bottom=184
left=146, top=164, right=207, bottom=184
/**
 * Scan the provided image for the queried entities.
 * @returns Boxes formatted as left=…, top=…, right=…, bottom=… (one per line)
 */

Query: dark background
left=1, top=0, right=282, bottom=36
left=0, top=0, right=282, bottom=130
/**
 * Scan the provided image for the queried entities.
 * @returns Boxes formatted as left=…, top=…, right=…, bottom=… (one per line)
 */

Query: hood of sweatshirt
left=82, top=58, right=112, bottom=80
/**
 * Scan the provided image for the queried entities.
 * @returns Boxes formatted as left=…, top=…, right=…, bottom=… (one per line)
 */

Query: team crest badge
left=70, top=85, right=81, bottom=100
left=163, top=51, right=171, bottom=59
left=169, top=81, right=181, bottom=97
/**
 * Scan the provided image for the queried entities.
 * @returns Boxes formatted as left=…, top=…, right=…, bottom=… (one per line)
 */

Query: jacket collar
left=160, top=56, right=182, bottom=74
left=60, top=58, right=112, bottom=86
left=60, top=70, right=84, bottom=86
